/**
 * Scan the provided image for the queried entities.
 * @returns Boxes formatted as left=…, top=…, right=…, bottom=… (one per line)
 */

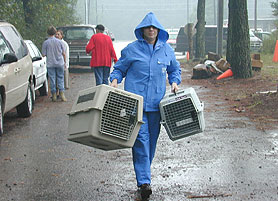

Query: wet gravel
left=0, top=68, right=278, bottom=201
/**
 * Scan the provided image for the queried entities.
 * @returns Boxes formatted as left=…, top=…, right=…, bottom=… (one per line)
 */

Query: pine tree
left=195, top=0, right=206, bottom=59
left=226, top=0, right=252, bottom=78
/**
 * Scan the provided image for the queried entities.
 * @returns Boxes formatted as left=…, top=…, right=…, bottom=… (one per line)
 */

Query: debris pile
left=191, top=52, right=264, bottom=79
left=192, top=52, right=230, bottom=79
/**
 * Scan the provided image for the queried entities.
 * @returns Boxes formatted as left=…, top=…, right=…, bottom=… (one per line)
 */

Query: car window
left=0, top=26, right=28, bottom=59
left=32, top=44, right=42, bottom=57
left=0, top=32, right=11, bottom=64
left=29, top=42, right=41, bottom=58
left=26, top=42, right=36, bottom=58
left=64, top=27, right=95, bottom=40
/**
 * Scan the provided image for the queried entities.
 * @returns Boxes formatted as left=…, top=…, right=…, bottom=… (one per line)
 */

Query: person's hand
left=110, top=79, right=118, bottom=88
left=171, top=82, right=178, bottom=94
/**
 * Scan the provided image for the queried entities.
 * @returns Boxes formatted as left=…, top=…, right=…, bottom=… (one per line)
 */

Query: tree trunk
left=226, top=0, right=252, bottom=78
left=195, top=0, right=206, bottom=59
left=187, top=23, right=194, bottom=59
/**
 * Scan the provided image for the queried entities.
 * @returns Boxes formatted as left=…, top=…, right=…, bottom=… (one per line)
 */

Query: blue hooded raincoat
left=110, top=12, right=181, bottom=186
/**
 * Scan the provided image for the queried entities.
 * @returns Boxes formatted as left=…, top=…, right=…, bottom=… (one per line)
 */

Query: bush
left=261, top=30, right=278, bottom=54
left=0, top=0, right=80, bottom=51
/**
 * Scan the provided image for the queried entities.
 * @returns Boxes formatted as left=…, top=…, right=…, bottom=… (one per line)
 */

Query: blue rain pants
left=132, top=111, right=161, bottom=186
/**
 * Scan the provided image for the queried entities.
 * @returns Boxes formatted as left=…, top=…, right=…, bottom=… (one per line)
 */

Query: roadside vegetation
left=261, top=30, right=278, bottom=54
left=0, top=0, right=80, bottom=50
left=260, top=54, right=278, bottom=80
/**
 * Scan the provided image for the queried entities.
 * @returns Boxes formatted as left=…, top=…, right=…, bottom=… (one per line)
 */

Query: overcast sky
left=75, top=0, right=275, bottom=40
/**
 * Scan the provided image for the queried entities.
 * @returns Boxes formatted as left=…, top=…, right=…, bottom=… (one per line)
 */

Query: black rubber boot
left=138, top=184, right=152, bottom=200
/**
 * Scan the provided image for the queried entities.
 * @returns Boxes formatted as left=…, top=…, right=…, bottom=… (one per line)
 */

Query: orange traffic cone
left=273, top=40, right=278, bottom=62
left=186, top=51, right=190, bottom=61
left=216, top=69, right=233, bottom=80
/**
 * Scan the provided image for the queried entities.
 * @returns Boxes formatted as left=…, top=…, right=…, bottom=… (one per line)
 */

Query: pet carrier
left=159, top=87, right=205, bottom=141
left=68, top=84, right=144, bottom=150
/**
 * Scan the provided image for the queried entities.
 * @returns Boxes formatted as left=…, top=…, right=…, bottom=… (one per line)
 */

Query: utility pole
left=96, top=0, right=98, bottom=24
left=254, top=0, right=257, bottom=31
left=85, top=0, right=87, bottom=24
left=216, top=0, right=224, bottom=56
left=214, top=0, right=216, bottom=24
left=187, top=0, right=189, bottom=23
left=88, top=0, right=90, bottom=24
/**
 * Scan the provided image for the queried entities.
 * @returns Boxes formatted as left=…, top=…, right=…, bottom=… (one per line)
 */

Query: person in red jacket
left=86, top=24, right=118, bottom=85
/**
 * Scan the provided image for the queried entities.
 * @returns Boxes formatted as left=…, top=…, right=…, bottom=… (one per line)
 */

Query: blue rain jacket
left=110, top=12, right=181, bottom=112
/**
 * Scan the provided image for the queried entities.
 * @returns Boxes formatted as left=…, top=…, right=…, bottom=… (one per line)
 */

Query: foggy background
left=74, top=0, right=275, bottom=40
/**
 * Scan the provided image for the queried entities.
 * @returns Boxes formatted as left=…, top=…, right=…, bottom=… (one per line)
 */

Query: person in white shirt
left=56, top=30, right=70, bottom=89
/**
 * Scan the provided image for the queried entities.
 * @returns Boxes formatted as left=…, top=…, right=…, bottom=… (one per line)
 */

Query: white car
left=166, top=28, right=179, bottom=50
left=0, top=22, right=34, bottom=135
left=24, top=40, right=48, bottom=97
left=249, top=30, right=263, bottom=52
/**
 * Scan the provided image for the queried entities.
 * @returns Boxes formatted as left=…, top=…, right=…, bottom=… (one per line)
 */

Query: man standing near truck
left=86, top=24, right=117, bottom=85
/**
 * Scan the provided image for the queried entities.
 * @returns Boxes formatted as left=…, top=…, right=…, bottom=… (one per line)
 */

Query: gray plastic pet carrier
left=68, top=84, right=144, bottom=151
left=159, top=87, right=205, bottom=141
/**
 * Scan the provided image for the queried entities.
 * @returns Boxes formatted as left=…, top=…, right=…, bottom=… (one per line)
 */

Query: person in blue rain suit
left=110, top=12, right=181, bottom=200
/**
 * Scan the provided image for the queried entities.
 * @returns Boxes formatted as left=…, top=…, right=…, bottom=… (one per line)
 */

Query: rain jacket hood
left=134, top=12, right=169, bottom=43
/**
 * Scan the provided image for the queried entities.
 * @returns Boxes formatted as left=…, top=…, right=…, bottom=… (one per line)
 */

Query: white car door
left=0, top=33, right=20, bottom=112
left=1, top=26, right=31, bottom=105
left=28, top=41, right=47, bottom=89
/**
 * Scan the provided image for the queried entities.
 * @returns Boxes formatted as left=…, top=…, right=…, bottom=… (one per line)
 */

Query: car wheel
left=16, top=83, right=33, bottom=118
left=0, top=96, right=3, bottom=135
left=39, top=78, right=48, bottom=96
